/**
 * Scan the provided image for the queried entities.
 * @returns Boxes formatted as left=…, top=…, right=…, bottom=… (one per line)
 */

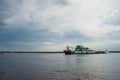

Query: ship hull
left=74, top=51, right=95, bottom=54
left=64, top=51, right=108, bottom=54
left=64, top=50, right=73, bottom=55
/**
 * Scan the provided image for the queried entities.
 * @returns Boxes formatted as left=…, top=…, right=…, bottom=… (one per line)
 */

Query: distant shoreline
left=0, top=51, right=64, bottom=54
left=0, top=51, right=120, bottom=54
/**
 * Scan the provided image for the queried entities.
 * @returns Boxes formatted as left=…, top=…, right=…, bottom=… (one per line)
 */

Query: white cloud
left=1, top=0, right=120, bottom=51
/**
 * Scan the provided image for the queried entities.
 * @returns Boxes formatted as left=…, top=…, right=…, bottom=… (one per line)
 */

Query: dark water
left=0, top=53, right=120, bottom=80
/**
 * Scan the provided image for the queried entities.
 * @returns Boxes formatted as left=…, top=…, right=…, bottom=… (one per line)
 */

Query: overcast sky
left=0, top=0, right=120, bottom=51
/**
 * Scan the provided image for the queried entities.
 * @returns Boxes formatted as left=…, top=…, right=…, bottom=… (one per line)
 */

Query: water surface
left=0, top=53, right=120, bottom=80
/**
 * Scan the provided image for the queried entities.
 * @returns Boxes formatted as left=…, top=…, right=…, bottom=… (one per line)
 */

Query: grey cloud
left=0, top=0, right=10, bottom=21
left=103, top=9, right=120, bottom=26
left=107, top=44, right=120, bottom=51
left=104, top=18, right=120, bottom=26
left=0, top=0, right=22, bottom=26
left=54, top=0, right=70, bottom=6
left=36, top=0, right=69, bottom=10
left=1, top=0, right=120, bottom=51
left=0, top=21, right=5, bottom=26
left=106, top=30, right=120, bottom=40
left=63, top=31, right=91, bottom=41
left=0, top=27, right=62, bottom=51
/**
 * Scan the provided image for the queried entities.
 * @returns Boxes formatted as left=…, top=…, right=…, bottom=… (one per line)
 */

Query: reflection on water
left=0, top=53, right=120, bottom=80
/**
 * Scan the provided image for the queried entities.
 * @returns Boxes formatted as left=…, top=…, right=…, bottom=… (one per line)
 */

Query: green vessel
left=64, top=45, right=95, bottom=54
left=64, top=45, right=108, bottom=54
left=74, top=45, right=95, bottom=54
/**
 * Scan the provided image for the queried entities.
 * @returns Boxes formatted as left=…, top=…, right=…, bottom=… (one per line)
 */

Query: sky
left=0, top=0, right=120, bottom=51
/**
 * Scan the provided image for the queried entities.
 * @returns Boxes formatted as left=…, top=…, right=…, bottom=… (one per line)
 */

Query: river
left=0, top=53, right=120, bottom=80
